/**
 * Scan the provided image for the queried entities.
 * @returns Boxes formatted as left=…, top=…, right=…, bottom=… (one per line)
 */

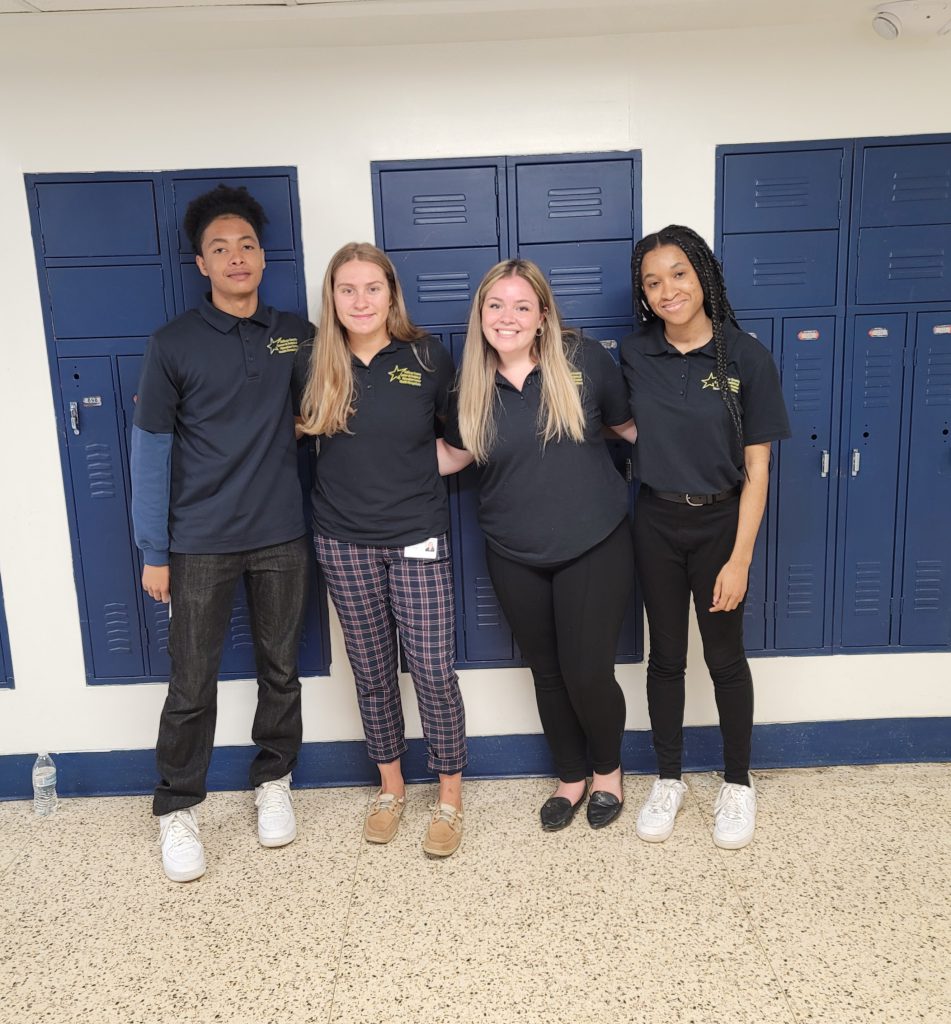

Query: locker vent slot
left=474, top=577, right=501, bottom=629
left=886, top=248, right=944, bottom=281
left=752, top=256, right=808, bottom=288
left=549, top=264, right=603, bottom=298
left=785, top=565, right=815, bottom=616
left=925, top=351, right=951, bottom=405
left=547, top=186, right=603, bottom=220
left=103, top=603, right=133, bottom=654
left=85, top=443, right=116, bottom=499
left=913, top=561, right=943, bottom=612
left=753, top=176, right=809, bottom=209
left=412, top=194, right=468, bottom=227
left=792, top=356, right=824, bottom=412
left=863, top=354, right=897, bottom=409
left=152, top=604, right=169, bottom=653
left=853, top=564, right=882, bottom=616
left=415, top=272, right=472, bottom=305
left=230, top=607, right=254, bottom=649
left=890, top=171, right=950, bottom=205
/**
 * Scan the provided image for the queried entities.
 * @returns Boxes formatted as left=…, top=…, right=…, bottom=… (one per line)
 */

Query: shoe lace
left=255, top=779, right=290, bottom=815
left=371, top=793, right=401, bottom=814
left=716, top=784, right=749, bottom=822
left=164, top=811, right=199, bottom=852
left=429, top=802, right=462, bottom=828
left=646, top=780, right=680, bottom=813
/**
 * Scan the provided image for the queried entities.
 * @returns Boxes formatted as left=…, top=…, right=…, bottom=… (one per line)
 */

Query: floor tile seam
left=325, top=787, right=373, bottom=1024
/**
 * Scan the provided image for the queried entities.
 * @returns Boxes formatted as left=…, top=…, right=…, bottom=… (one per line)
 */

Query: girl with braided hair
left=620, top=225, right=790, bottom=849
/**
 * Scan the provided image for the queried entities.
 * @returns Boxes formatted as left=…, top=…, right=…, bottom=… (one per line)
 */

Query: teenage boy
left=132, top=184, right=312, bottom=882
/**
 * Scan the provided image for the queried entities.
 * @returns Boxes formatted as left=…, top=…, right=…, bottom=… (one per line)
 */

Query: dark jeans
left=486, top=520, right=634, bottom=783
left=634, top=490, right=753, bottom=787
left=153, top=536, right=309, bottom=816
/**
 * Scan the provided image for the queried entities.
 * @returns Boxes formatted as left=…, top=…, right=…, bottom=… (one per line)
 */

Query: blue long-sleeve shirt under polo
left=131, top=296, right=313, bottom=562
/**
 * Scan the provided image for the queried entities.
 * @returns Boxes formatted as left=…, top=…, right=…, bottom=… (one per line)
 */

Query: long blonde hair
left=457, top=259, right=585, bottom=463
left=300, top=242, right=428, bottom=436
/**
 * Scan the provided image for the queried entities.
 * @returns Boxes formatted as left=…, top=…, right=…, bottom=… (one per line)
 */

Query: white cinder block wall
left=0, top=13, right=948, bottom=759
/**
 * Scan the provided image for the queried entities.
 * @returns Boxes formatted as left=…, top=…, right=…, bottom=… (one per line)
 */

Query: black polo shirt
left=134, top=297, right=311, bottom=554
left=620, top=318, right=791, bottom=494
left=444, top=336, right=631, bottom=566
left=309, top=336, right=453, bottom=547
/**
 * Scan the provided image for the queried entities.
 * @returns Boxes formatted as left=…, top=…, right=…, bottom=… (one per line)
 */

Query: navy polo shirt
left=444, top=335, right=631, bottom=566
left=134, top=297, right=311, bottom=554
left=309, top=336, right=454, bottom=547
left=620, top=318, right=791, bottom=494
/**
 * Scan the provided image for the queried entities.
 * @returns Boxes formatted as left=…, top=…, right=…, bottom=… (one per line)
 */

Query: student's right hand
left=142, top=564, right=171, bottom=603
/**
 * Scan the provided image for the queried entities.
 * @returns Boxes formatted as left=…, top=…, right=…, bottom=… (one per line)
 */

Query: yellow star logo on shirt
left=700, top=372, right=741, bottom=393
left=388, top=365, right=405, bottom=382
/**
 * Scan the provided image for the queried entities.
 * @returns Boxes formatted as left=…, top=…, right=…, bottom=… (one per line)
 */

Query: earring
left=535, top=326, right=544, bottom=338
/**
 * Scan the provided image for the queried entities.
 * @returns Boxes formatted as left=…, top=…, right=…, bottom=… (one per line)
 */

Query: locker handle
left=851, top=449, right=861, bottom=477
left=69, top=400, right=80, bottom=436
left=820, top=450, right=830, bottom=478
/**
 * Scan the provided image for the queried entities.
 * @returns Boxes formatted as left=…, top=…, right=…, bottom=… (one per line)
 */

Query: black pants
left=153, top=536, right=310, bottom=816
left=634, top=490, right=753, bottom=787
left=486, top=520, right=634, bottom=783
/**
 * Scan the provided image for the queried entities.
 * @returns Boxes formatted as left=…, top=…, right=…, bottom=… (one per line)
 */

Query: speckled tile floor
left=0, top=764, right=948, bottom=1024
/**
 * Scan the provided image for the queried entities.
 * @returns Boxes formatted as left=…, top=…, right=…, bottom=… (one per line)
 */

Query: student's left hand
left=710, top=560, right=749, bottom=613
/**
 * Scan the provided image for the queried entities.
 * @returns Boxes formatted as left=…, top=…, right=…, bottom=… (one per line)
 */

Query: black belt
left=642, top=484, right=741, bottom=507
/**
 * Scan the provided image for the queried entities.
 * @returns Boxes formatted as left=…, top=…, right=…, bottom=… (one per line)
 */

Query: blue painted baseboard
left=2, top=717, right=949, bottom=801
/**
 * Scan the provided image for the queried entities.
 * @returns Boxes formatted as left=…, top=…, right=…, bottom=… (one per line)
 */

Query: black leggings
left=633, top=490, right=753, bottom=787
left=486, top=520, right=635, bottom=783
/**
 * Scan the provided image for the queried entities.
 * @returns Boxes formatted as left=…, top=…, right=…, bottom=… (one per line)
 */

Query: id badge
left=403, top=537, right=439, bottom=560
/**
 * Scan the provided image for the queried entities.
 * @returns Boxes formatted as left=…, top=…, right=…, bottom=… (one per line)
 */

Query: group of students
left=131, top=184, right=790, bottom=884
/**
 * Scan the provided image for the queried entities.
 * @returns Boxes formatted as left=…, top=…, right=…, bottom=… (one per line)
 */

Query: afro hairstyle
left=182, top=184, right=269, bottom=254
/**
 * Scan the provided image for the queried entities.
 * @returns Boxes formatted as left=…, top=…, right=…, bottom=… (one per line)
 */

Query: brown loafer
left=422, top=802, right=463, bottom=858
left=364, top=791, right=405, bottom=844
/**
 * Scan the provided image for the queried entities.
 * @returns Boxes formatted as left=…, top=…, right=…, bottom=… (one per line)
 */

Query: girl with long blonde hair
left=438, top=259, right=637, bottom=832
left=300, top=242, right=466, bottom=858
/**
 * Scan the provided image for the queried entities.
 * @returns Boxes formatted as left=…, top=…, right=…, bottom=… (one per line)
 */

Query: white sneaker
left=636, top=778, right=688, bottom=843
left=255, top=773, right=297, bottom=848
left=159, top=806, right=206, bottom=882
left=713, top=781, right=757, bottom=849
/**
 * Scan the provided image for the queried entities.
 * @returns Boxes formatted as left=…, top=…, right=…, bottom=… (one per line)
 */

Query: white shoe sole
left=259, top=824, right=297, bottom=848
left=636, top=820, right=676, bottom=843
left=163, top=859, right=206, bottom=883
left=713, top=829, right=754, bottom=850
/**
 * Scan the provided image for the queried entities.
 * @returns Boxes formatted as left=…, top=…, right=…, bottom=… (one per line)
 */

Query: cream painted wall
left=0, top=19, right=948, bottom=758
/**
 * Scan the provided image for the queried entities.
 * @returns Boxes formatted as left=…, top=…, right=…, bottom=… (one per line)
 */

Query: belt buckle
left=685, top=493, right=704, bottom=507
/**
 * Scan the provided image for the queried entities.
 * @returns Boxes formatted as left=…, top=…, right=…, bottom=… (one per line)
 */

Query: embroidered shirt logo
left=700, top=372, right=740, bottom=394
left=388, top=365, right=422, bottom=387
left=267, top=337, right=299, bottom=355
left=570, top=371, right=583, bottom=388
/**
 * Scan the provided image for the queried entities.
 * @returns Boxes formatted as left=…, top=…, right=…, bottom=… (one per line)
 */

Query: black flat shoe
left=540, top=789, right=587, bottom=832
left=586, top=789, right=623, bottom=830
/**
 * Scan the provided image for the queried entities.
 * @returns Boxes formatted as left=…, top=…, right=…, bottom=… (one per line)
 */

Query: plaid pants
left=314, top=532, right=467, bottom=775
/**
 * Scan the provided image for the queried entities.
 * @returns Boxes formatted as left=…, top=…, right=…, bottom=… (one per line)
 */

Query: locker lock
left=820, top=450, right=830, bottom=478
left=69, top=401, right=80, bottom=436
left=851, top=450, right=861, bottom=477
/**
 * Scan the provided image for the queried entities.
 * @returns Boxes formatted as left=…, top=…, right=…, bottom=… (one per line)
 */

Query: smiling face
left=195, top=215, right=265, bottom=308
left=332, top=259, right=392, bottom=347
left=480, top=273, right=547, bottom=363
left=640, top=244, right=709, bottom=336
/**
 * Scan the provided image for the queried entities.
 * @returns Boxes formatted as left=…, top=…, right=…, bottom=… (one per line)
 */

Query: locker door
left=855, top=225, right=951, bottom=306
left=721, top=231, right=839, bottom=310
left=736, top=317, right=776, bottom=652
left=900, top=312, right=951, bottom=646
left=180, top=260, right=302, bottom=316
left=518, top=240, right=633, bottom=320
left=389, top=247, right=500, bottom=328
left=860, top=143, right=951, bottom=227
left=0, top=576, right=12, bottom=686
left=775, top=317, right=837, bottom=649
left=59, top=357, right=145, bottom=679
left=839, top=315, right=907, bottom=647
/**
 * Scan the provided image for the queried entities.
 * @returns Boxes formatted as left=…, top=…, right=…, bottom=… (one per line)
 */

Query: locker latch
left=851, top=449, right=861, bottom=477
left=820, top=450, right=830, bottom=478
left=69, top=401, right=80, bottom=436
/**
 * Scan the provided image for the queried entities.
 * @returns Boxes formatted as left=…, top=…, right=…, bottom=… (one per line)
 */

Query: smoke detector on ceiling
left=872, top=1, right=951, bottom=38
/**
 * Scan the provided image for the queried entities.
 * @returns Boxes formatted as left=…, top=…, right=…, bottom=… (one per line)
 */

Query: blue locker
left=0, top=576, right=12, bottom=687
left=722, top=149, right=844, bottom=234
left=36, top=180, right=162, bottom=257
left=389, top=247, right=500, bottom=328
left=514, top=160, right=633, bottom=243
left=900, top=312, right=951, bottom=646
left=180, top=259, right=302, bottom=316
left=775, top=317, right=837, bottom=649
left=722, top=231, right=839, bottom=310
left=377, top=166, right=501, bottom=250
left=59, top=357, right=145, bottom=679
left=518, top=240, right=633, bottom=320
left=839, top=315, right=907, bottom=647
left=860, top=143, right=951, bottom=227
left=735, top=317, right=776, bottom=653
left=47, top=265, right=170, bottom=340
left=855, top=225, right=951, bottom=305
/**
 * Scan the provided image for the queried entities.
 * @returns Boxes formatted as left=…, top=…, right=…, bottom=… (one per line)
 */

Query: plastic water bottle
left=32, top=753, right=58, bottom=817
